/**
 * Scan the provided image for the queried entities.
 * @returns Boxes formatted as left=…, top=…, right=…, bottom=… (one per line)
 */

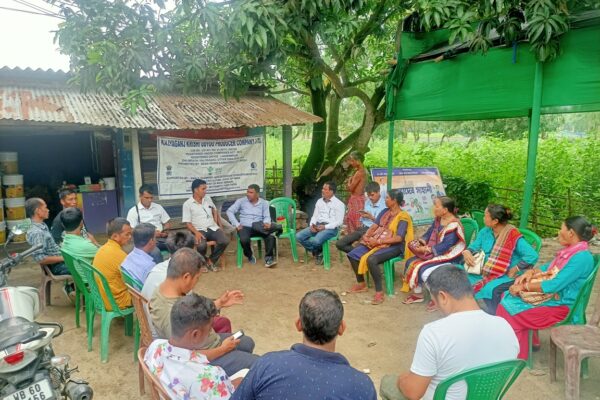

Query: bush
left=442, top=175, right=495, bottom=214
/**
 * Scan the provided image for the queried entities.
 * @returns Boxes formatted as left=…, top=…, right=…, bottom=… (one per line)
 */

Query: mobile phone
left=232, top=330, right=245, bottom=340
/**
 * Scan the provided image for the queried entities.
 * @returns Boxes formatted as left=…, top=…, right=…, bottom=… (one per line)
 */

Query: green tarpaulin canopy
left=384, top=15, right=600, bottom=227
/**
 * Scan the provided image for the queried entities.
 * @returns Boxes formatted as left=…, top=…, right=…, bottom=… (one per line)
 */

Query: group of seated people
left=22, top=163, right=598, bottom=399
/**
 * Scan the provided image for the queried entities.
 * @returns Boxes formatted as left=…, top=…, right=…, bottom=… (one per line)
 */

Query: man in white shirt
left=126, top=185, right=171, bottom=263
left=182, top=179, right=230, bottom=270
left=380, top=265, right=519, bottom=400
left=296, top=181, right=345, bottom=265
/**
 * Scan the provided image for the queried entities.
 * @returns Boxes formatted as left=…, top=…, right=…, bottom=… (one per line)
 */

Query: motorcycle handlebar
left=0, top=243, right=44, bottom=272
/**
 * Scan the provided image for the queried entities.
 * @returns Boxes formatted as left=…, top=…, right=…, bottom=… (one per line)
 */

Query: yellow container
left=7, top=220, right=26, bottom=243
left=0, top=152, right=18, bottom=175
left=0, top=199, right=3, bottom=222
left=3, top=175, right=24, bottom=198
left=5, top=197, right=25, bottom=220
left=0, top=221, right=5, bottom=244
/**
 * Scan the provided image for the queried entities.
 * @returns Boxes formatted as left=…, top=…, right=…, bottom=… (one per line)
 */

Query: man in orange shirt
left=93, top=218, right=133, bottom=309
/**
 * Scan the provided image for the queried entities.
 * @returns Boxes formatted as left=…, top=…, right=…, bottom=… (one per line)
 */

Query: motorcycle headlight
left=50, top=355, right=71, bottom=367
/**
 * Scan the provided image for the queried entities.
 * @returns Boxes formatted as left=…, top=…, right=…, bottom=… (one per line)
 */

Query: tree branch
left=347, top=75, right=383, bottom=87
left=269, top=87, right=310, bottom=96
left=334, top=0, right=390, bottom=74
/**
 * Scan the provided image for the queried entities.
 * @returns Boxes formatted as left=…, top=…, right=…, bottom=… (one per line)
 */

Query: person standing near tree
left=344, top=151, right=367, bottom=234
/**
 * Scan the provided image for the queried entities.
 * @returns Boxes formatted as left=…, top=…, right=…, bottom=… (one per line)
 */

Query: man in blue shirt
left=121, top=223, right=157, bottom=285
left=231, top=289, right=377, bottom=400
left=227, top=184, right=278, bottom=268
left=336, top=181, right=386, bottom=254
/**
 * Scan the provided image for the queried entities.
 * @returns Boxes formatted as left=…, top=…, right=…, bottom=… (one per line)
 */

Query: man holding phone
left=336, top=181, right=387, bottom=255
left=296, top=182, right=345, bottom=265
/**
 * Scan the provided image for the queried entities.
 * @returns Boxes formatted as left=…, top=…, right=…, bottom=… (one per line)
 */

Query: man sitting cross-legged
left=149, top=248, right=258, bottom=376
left=380, top=265, right=519, bottom=400
left=142, top=231, right=233, bottom=334
left=232, top=289, right=377, bottom=400
left=145, top=293, right=242, bottom=400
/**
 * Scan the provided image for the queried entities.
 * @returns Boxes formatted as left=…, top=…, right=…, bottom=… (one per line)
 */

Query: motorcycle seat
left=0, top=317, right=42, bottom=351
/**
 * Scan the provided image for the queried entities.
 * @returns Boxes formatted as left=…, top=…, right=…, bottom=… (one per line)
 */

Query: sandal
left=402, top=294, right=424, bottom=305
left=371, top=292, right=385, bottom=305
left=426, top=300, right=438, bottom=312
left=348, top=283, right=368, bottom=294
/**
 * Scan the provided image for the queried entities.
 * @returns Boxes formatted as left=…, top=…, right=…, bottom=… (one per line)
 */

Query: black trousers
left=335, top=226, right=368, bottom=253
left=238, top=226, right=276, bottom=258
left=348, top=245, right=404, bottom=292
left=482, top=280, right=514, bottom=315
left=197, top=229, right=231, bottom=264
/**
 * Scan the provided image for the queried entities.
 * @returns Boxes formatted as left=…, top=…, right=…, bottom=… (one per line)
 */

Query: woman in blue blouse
left=462, top=204, right=539, bottom=313
left=497, top=216, right=596, bottom=359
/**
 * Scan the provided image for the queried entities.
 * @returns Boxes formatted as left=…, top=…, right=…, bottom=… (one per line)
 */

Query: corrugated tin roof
left=0, top=84, right=321, bottom=130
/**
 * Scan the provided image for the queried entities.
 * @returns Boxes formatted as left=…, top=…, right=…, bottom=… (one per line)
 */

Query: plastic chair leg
left=236, top=236, right=243, bottom=268
left=74, top=289, right=81, bottom=328
left=133, top=321, right=140, bottom=362
left=289, top=236, right=299, bottom=262
left=125, top=314, right=134, bottom=336
left=323, top=241, right=331, bottom=271
left=384, top=261, right=395, bottom=296
left=527, top=330, right=533, bottom=369
left=257, top=240, right=263, bottom=259
left=100, top=312, right=115, bottom=363
left=87, top=309, right=95, bottom=352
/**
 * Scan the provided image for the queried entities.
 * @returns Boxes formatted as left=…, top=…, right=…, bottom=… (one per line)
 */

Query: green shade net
left=386, top=23, right=600, bottom=121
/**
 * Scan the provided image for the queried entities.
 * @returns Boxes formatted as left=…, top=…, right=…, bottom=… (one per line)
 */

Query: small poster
left=370, top=167, right=446, bottom=226
left=157, top=136, right=265, bottom=199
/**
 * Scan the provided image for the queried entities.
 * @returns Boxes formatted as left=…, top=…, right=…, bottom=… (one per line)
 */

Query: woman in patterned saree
left=403, top=197, right=466, bottom=308
left=463, top=204, right=538, bottom=314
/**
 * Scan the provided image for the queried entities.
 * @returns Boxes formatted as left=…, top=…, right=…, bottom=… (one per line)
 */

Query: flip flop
left=402, top=294, right=424, bottom=305
left=426, top=300, right=438, bottom=312
left=348, top=284, right=368, bottom=294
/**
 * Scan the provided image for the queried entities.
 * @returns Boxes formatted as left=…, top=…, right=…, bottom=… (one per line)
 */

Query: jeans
left=212, top=333, right=259, bottom=376
left=149, top=247, right=163, bottom=264
left=197, top=229, right=231, bottom=264
left=295, top=227, right=338, bottom=255
left=238, top=226, right=276, bottom=258
left=49, top=262, right=70, bottom=276
left=335, top=226, right=368, bottom=254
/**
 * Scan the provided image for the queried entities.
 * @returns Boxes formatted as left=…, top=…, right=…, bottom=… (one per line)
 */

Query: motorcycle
left=0, top=226, right=93, bottom=400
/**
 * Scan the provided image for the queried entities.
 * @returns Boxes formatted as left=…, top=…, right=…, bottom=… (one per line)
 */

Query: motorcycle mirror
left=10, top=226, right=24, bottom=236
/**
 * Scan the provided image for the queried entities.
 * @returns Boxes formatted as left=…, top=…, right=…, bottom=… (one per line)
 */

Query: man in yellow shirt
left=93, top=218, right=133, bottom=309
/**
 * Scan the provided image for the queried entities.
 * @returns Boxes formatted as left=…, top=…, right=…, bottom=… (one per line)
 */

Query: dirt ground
left=6, top=236, right=600, bottom=400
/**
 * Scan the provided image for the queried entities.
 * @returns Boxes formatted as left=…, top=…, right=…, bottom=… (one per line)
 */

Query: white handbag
left=465, top=251, right=485, bottom=275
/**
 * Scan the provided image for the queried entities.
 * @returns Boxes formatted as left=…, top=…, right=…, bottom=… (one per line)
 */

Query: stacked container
left=0, top=152, right=25, bottom=243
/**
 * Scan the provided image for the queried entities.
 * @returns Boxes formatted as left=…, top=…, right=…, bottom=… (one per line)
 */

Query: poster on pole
left=370, top=167, right=446, bottom=226
left=157, top=135, right=265, bottom=199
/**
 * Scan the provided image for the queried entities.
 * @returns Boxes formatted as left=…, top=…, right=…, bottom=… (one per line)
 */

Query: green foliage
left=442, top=176, right=495, bottom=213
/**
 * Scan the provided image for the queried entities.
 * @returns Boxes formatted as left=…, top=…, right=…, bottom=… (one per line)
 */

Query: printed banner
left=370, top=167, right=446, bottom=226
left=157, top=136, right=265, bottom=199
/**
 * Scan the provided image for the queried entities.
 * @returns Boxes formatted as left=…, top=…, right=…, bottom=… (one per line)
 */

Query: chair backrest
left=564, top=254, right=600, bottom=325
left=470, top=210, right=485, bottom=230
left=460, top=218, right=479, bottom=247
left=589, top=254, right=600, bottom=326
left=78, top=258, right=126, bottom=315
left=121, top=269, right=143, bottom=291
left=518, top=228, right=542, bottom=253
left=126, top=283, right=154, bottom=349
left=60, top=249, right=89, bottom=291
left=269, top=197, right=297, bottom=232
left=137, top=347, right=171, bottom=400
left=432, top=359, right=526, bottom=400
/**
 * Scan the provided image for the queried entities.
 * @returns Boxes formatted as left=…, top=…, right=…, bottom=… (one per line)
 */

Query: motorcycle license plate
left=3, top=380, right=54, bottom=400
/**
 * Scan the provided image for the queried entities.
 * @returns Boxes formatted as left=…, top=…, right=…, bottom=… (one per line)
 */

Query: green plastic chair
left=518, top=228, right=542, bottom=253
left=269, top=197, right=299, bottom=262
left=303, top=230, right=339, bottom=271
left=526, top=254, right=600, bottom=369
left=121, top=269, right=143, bottom=291
left=371, top=256, right=403, bottom=296
left=60, top=249, right=91, bottom=330
left=460, top=217, right=479, bottom=247
left=236, top=234, right=264, bottom=268
left=79, top=259, right=135, bottom=363
left=470, top=210, right=485, bottom=230
left=432, top=359, right=526, bottom=400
